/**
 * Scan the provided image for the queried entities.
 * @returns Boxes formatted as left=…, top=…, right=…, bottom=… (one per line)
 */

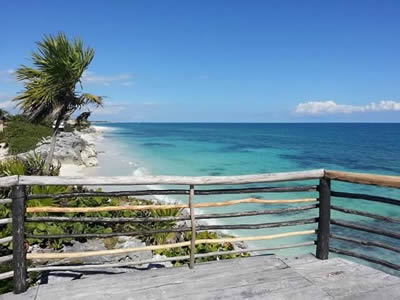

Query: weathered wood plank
left=27, top=230, right=315, bottom=260
left=331, top=234, right=400, bottom=253
left=0, top=218, right=12, bottom=225
left=0, top=236, right=12, bottom=244
left=5, top=256, right=400, bottom=300
left=331, top=191, right=400, bottom=206
left=188, top=185, right=196, bottom=269
left=0, top=270, right=14, bottom=280
left=27, top=242, right=315, bottom=272
left=329, top=247, right=400, bottom=270
left=4, top=255, right=400, bottom=299
left=338, top=286, right=400, bottom=300
left=26, top=218, right=317, bottom=239
left=316, top=178, right=331, bottom=260
left=18, top=169, right=325, bottom=186
left=25, top=204, right=318, bottom=223
left=27, top=185, right=318, bottom=200
left=28, top=258, right=311, bottom=300
left=331, top=205, right=400, bottom=223
left=25, top=198, right=317, bottom=213
left=0, top=198, right=12, bottom=205
left=331, top=219, right=400, bottom=239
left=0, top=254, right=13, bottom=264
left=11, top=185, right=27, bottom=294
left=325, top=170, right=400, bottom=188
left=0, top=176, right=18, bottom=188
left=290, top=256, right=400, bottom=298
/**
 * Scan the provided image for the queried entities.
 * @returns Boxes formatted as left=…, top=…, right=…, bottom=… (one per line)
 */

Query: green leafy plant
left=0, top=153, right=60, bottom=178
left=0, top=182, right=250, bottom=293
left=137, top=206, right=182, bottom=245
left=0, top=159, right=25, bottom=176
left=0, top=116, right=52, bottom=154
left=24, top=152, right=61, bottom=176
left=155, top=231, right=249, bottom=266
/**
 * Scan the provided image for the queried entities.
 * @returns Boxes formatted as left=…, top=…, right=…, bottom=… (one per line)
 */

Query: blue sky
left=1, top=0, right=400, bottom=122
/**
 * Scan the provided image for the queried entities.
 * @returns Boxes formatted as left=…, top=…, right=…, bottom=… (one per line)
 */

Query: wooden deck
left=2, top=254, right=400, bottom=299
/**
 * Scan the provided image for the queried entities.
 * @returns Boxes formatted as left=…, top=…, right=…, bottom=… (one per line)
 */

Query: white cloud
left=295, top=100, right=400, bottom=115
left=81, top=71, right=133, bottom=87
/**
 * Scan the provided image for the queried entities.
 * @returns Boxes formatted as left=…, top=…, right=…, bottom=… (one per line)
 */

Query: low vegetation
left=0, top=153, right=247, bottom=294
left=0, top=116, right=52, bottom=154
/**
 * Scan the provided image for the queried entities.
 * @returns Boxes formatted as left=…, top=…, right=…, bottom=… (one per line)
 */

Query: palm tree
left=13, top=32, right=103, bottom=169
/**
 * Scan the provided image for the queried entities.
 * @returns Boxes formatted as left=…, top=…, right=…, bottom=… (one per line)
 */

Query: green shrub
left=23, top=152, right=60, bottom=176
left=137, top=206, right=182, bottom=245
left=0, top=116, right=52, bottom=154
left=23, top=194, right=154, bottom=249
left=0, top=180, right=249, bottom=293
left=155, top=231, right=250, bottom=266
left=0, top=153, right=60, bottom=178
left=0, top=159, right=25, bottom=176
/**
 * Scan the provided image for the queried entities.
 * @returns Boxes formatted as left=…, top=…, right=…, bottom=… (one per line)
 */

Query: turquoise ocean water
left=92, top=123, right=400, bottom=274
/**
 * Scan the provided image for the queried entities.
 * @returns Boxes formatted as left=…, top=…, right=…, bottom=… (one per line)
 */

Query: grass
left=0, top=116, right=52, bottom=154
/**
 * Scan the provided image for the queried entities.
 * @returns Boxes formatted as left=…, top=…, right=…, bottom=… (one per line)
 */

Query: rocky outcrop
left=33, top=130, right=98, bottom=167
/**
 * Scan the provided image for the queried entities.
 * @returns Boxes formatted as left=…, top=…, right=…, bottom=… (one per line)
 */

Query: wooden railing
left=0, top=169, right=399, bottom=294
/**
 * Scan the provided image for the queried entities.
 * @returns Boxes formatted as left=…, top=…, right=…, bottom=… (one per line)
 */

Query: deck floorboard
left=2, top=254, right=399, bottom=300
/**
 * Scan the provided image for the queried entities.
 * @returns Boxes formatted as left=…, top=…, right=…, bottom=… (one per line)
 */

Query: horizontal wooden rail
left=331, top=191, right=400, bottom=206
left=0, top=218, right=12, bottom=225
left=331, top=219, right=400, bottom=239
left=331, top=205, right=400, bottom=224
left=19, top=169, right=324, bottom=186
left=27, top=185, right=318, bottom=200
left=331, top=234, right=400, bottom=254
left=1, top=170, right=399, bottom=188
left=0, top=271, right=14, bottom=280
left=26, top=218, right=318, bottom=239
left=0, top=199, right=12, bottom=205
left=26, top=198, right=317, bottom=213
left=26, top=241, right=316, bottom=273
left=0, top=236, right=12, bottom=244
left=27, top=230, right=316, bottom=260
left=329, top=247, right=400, bottom=271
left=26, top=204, right=318, bottom=223
left=0, top=176, right=18, bottom=188
left=0, top=255, right=13, bottom=264
left=325, top=170, right=400, bottom=188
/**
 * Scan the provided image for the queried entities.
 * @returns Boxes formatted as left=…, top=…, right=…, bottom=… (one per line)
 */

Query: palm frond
left=13, top=32, right=101, bottom=125
left=78, top=93, right=103, bottom=107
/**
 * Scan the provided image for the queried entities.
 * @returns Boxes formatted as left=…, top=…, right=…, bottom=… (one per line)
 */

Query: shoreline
left=59, top=125, right=111, bottom=177
left=55, top=125, right=314, bottom=255
left=59, top=125, right=237, bottom=236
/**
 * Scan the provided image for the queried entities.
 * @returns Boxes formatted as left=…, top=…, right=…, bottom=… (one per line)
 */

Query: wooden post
left=316, top=178, right=331, bottom=260
left=188, top=185, right=196, bottom=269
left=11, top=185, right=27, bottom=294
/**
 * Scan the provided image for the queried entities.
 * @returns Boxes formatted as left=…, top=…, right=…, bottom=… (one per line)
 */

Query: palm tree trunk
left=44, top=116, right=63, bottom=173
left=44, top=128, right=58, bottom=172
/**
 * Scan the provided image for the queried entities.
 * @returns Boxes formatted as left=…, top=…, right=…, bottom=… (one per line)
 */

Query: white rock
left=31, top=130, right=99, bottom=167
